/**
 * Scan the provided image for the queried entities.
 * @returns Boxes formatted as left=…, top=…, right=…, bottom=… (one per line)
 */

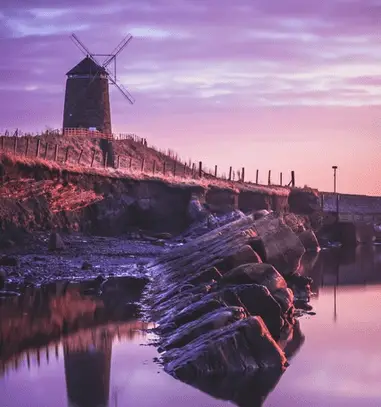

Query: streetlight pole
left=332, top=165, right=338, bottom=193
left=332, top=166, right=339, bottom=216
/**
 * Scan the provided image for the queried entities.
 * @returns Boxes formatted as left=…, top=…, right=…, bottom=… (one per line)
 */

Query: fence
left=0, top=132, right=296, bottom=186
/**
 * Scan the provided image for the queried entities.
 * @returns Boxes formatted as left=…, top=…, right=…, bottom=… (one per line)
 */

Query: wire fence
left=0, top=131, right=296, bottom=187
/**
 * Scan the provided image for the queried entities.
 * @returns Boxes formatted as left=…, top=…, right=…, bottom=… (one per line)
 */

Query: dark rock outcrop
left=0, top=269, right=5, bottom=289
left=163, top=316, right=287, bottom=379
left=159, top=306, right=247, bottom=351
left=0, top=256, right=18, bottom=267
left=298, top=229, right=320, bottom=252
left=48, top=232, right=66, bottom=251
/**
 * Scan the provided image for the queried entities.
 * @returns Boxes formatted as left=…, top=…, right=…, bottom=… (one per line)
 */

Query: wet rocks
left=0, top=269, right=5, bottom=289
left=81, top=261, right=93, bottom=270
left=298, top=229, right=320, bottom=252
left=0, top=256, right=18, bottom=267
left=220, top=263, right=287, bottom=293
left=163, top=316, right=287, bottom=379
left=216, top=245, right=262, bottom=272
left=253, top=216, right=306, bottom=275
left=145, top=211, right=313, bottom=385
left=159, top=307, right=247, bottom=351
left=48, top=232, right=66, bottom=251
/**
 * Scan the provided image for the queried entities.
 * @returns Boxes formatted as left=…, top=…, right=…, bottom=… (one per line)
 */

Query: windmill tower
left=62, top=33, right=135, bottom=135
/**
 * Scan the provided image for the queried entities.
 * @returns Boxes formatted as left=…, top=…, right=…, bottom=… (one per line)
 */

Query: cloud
left=0, top=0, right=380, bottom=194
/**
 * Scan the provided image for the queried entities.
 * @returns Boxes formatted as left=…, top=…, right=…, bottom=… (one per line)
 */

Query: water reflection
left=0, top=278, right=152, bottom=407
left=1, top=245, right=381, bottom=407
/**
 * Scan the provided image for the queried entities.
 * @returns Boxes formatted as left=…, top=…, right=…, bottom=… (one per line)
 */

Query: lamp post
left=332, top=165, right=338, bottom=193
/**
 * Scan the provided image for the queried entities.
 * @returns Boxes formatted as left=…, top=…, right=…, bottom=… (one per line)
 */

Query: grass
left=0, top=132, right=295, bottom=196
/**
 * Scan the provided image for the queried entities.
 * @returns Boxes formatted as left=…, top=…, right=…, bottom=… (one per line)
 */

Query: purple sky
left=1, top=0, right=380, bottom=195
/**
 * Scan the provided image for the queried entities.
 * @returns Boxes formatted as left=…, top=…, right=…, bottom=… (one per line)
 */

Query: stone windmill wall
left=62, top=57, right=112, bottom=134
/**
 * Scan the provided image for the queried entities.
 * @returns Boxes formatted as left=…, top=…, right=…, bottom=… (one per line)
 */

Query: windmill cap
left=66, top=56, right=107, bottom=76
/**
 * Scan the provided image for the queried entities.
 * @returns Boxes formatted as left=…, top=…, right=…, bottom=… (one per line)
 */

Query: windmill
left=62, top=33, right=135, bottom=135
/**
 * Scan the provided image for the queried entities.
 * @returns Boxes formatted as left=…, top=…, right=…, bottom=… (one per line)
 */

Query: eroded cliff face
left=0, top=157, right=317, bottom=240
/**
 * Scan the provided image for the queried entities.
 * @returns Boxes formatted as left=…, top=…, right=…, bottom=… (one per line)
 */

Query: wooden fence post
left=54, top=145, right=58, bottom=161
left=241, top=167, right=245, bottom=182
left=280, top=172, right=283, bottom=186
left=199, top=161, right=202, bottom=178
left=256, top=170, right=259, bottom=184
left=183, top=164, right=187, bottom=177
left=191, top=163, right=195, bottom=177
left=65, top=146, right=70, bottom=163
left=228, top=166, right=232, bottom=181
left=25, top=138, right=29, bottom=156
left=153, top=160, right=156, bottom=174
left=129, top=157, right=132, bottom=169
left=173, top=161, right=177, bottom=176
left=291, top=170, right=295, bottom=187
left=13, top=137, right=17, bottom=154
left=91, top=150, right=96, bottom=167
left=36, top=139, right=41, bottom=157
left=44, top=143, right=48, bottom=159
left=78, top=149, right=83, bottom=164
left=163, top=161, right=166, bottom=175
left=268, top=170, right=271, bottom=185
left=141, top=158, right=145, bottom=172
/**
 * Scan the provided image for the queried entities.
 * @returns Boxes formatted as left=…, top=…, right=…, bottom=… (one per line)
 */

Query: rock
left=273, top=288, right=295, bottom=315
left=253, top=209, right=271, bottom=220
left=48, top=232, right=66, bottom=251
left=160, top=307, right=247, bottom=351
left=253, top=216, right=306, bottom=275
left=187, top=196, right=208, bottom=223
left=158, top=298, right=226, bottom=332
left=185, top=267, right=222, bottom=286
left=151, top=232, right=173, bottom=240
left=163, top=316, right=287, bottom=379
left=81, top=261, right=93, bottom=270
left=216, top=284, right=284, bottom=338
left=0, top=256, right=19, bottom=267
left=220, top=263, right=287, bottom=294
left=216, top=245, right=262, bottom=273
left=286, top=273, right=312, bottom=302
left=0, top=269, right=5, bottom=289
left=298, top=230, right=320, bottom=252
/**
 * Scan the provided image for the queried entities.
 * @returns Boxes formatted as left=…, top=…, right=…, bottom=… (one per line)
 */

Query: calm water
left=1, top=245, right=381, bottom=407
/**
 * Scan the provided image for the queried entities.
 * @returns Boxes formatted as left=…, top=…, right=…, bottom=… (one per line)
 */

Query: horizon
left=1, top=1, right=380, bottom=196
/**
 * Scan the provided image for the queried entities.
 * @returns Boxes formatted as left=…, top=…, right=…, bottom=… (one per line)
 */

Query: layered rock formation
left=144, top=211, right=317, bottom=401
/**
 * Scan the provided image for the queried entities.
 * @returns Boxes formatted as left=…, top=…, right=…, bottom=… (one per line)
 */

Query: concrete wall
left=322, top=192, right=381, bottom=215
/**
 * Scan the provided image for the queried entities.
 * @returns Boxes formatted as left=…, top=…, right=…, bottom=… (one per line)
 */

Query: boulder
left=81, top=261, right=93, bottom=270
left=217, top=284, right=284, bottom=338
left=160, top=307, right=247, bottom=351
left=286, top=272, right=312, bottom=303
left=0, top=256, right=18, bottom=267
left=0, top=269, right=5, bottom=289
left=220, top=263, right=287, bottom=294
left=187, top=196, right=208, bottom=223
left=253, top=209, right=271, bottom=220
left=186, top=267, right=222, bottom=286
left=158, top=298, right=226, bottom=331
left=216, top=245, right=262, bottom=272
left=48, top=232, right=66, bottom=251
left=298, top=230, right=320, bottom=252
left=163, top=316, right=287, bottom=379
left=253, top=216, right=305, bottom=275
